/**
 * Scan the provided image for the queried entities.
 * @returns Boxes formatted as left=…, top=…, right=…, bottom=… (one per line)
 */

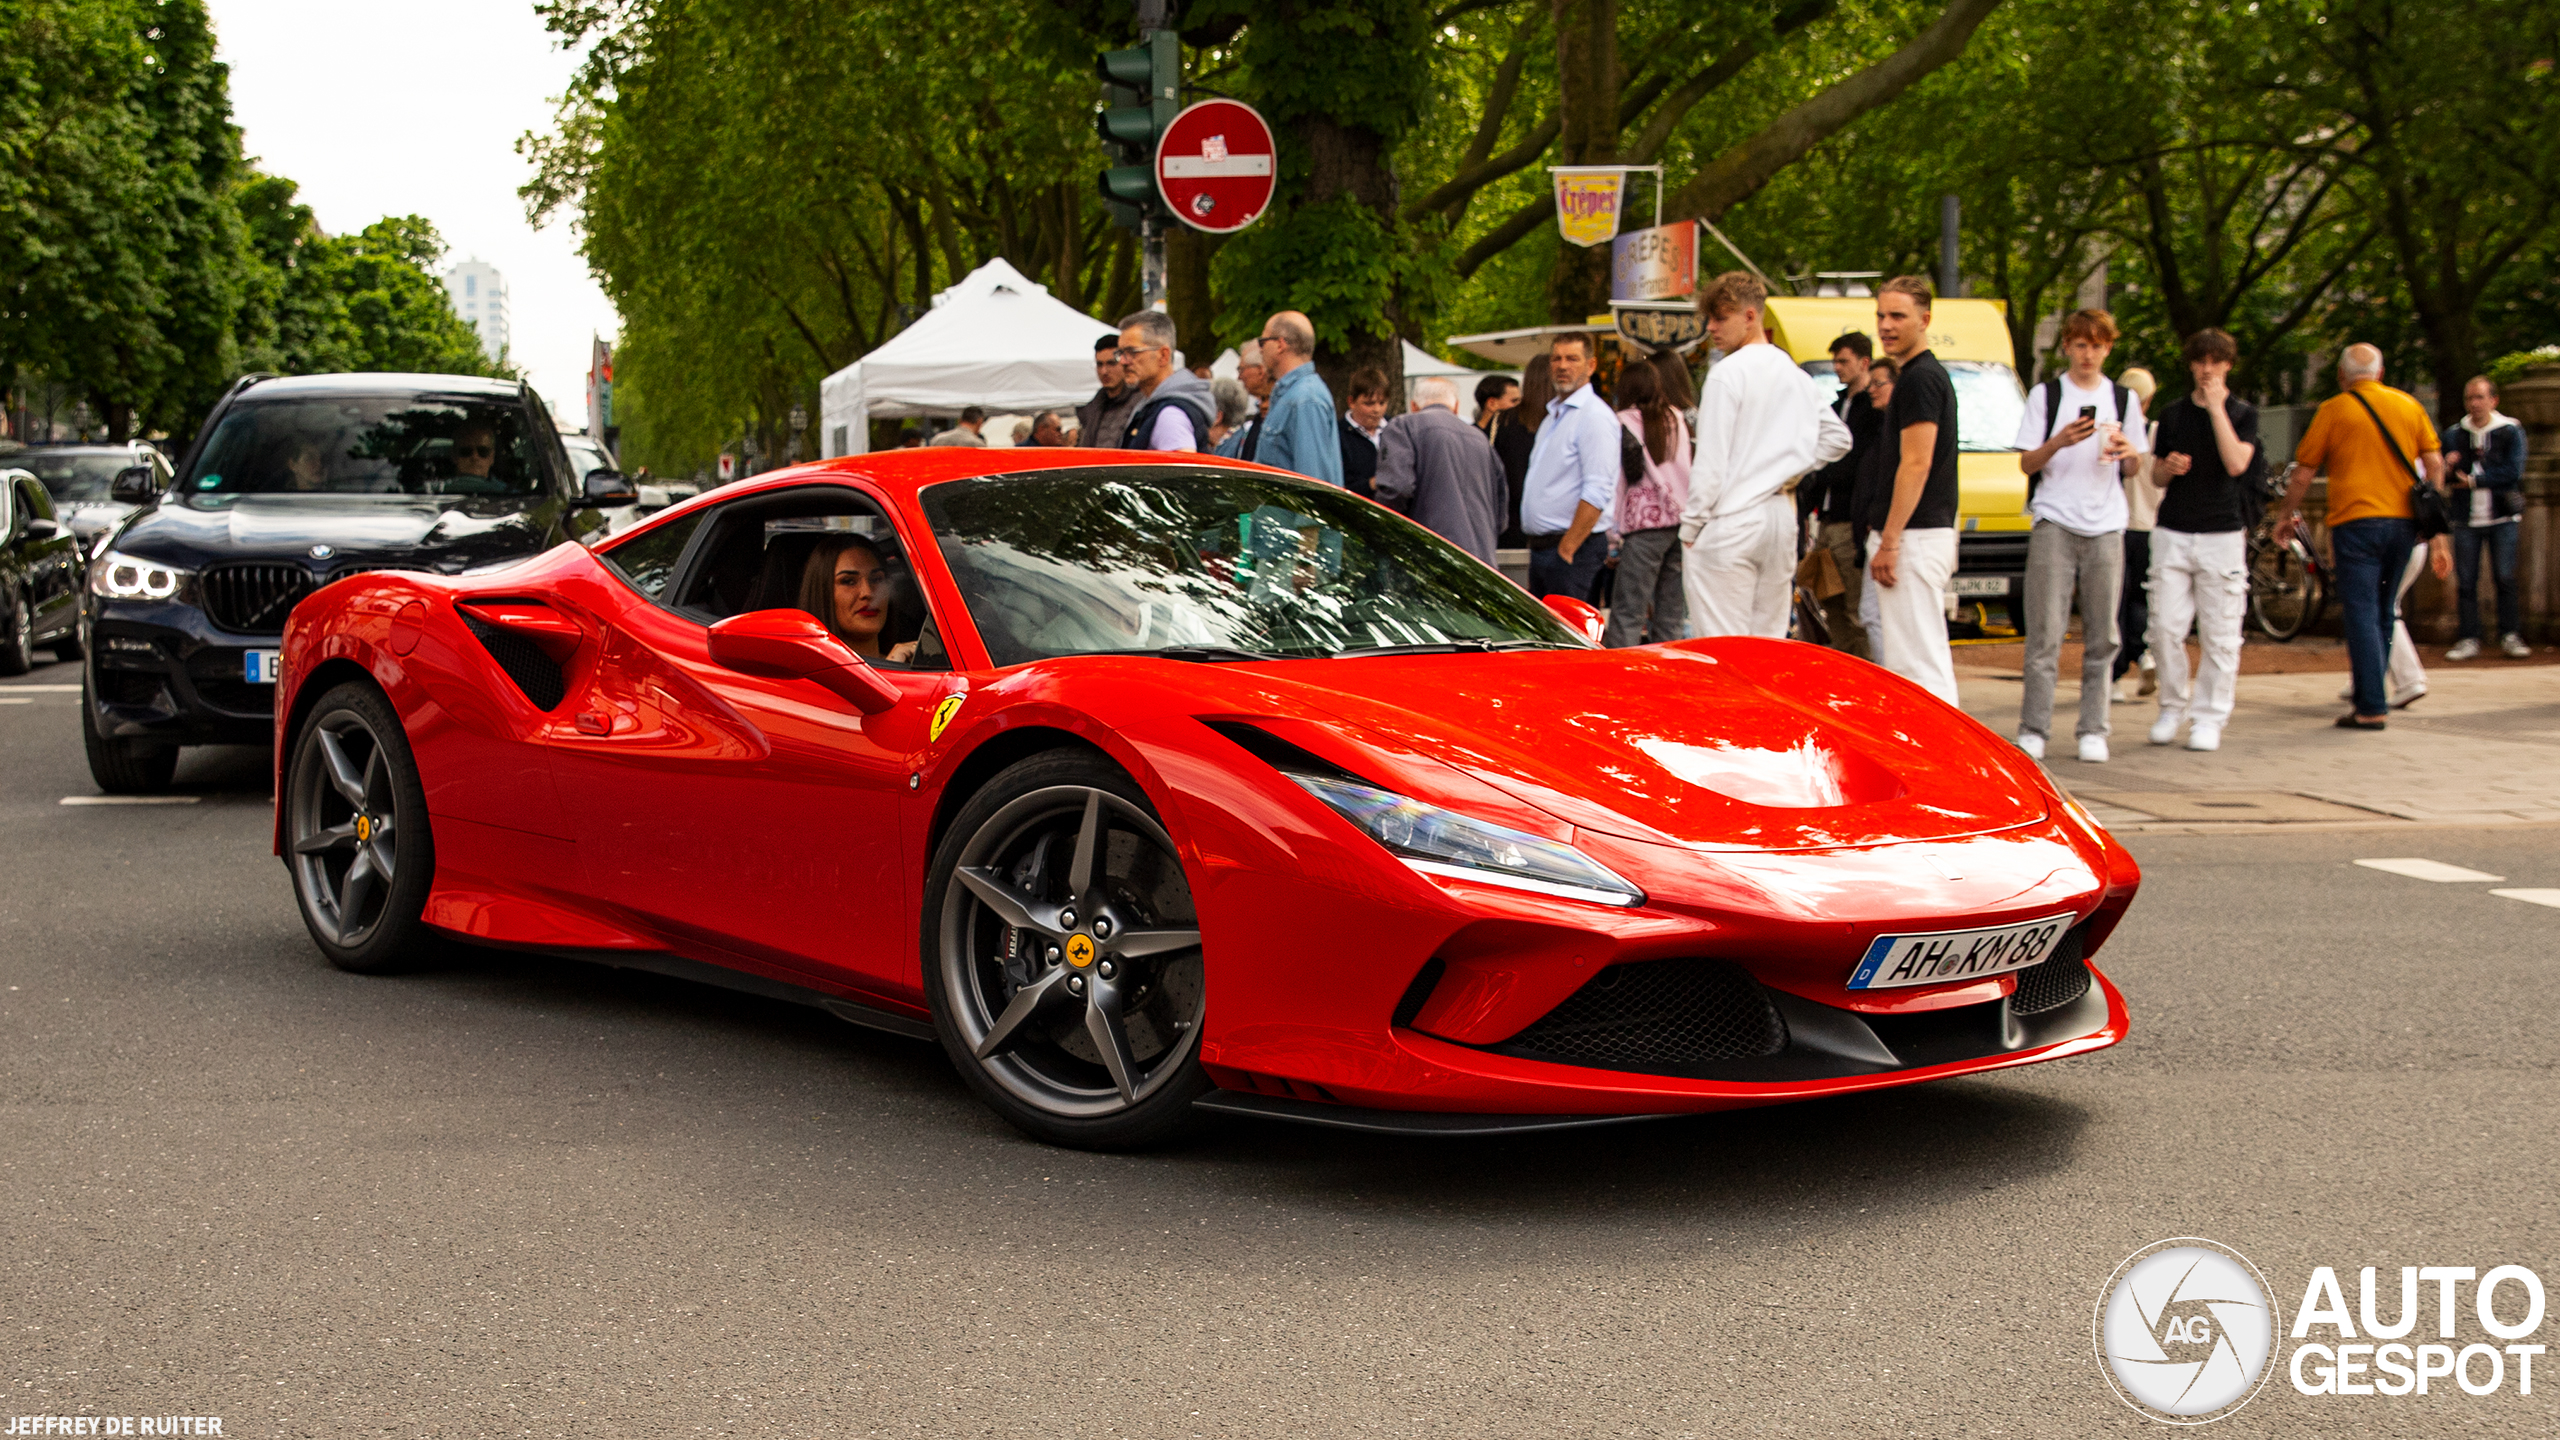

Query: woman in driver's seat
left=799, top=534, right=917, bottom=662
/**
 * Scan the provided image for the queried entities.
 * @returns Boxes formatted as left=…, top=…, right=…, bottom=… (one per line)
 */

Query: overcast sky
left=207, top=0, right=617, bottom=426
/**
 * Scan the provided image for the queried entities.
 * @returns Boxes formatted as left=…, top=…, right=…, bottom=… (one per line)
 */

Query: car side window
left=598, top=511, right=706, bottom=601
left=667, top=489, right=949, bottom=672
left=20, top=478, right=56, bottom=522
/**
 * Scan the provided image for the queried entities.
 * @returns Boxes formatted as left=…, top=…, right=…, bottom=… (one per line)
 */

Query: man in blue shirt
left=1519, top=331, right=1618, bottom=599
left=1251, top=310, right=1344, bottom=486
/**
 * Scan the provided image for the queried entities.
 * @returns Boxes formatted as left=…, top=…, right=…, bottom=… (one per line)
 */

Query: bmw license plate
left=1846, top=913, right=2074, bottom=990
left=244, top=650, right=283, bottom=684
left=1950, top=575, right=2009, bottom=597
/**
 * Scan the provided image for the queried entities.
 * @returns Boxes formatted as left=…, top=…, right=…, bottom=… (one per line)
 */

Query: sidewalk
left=1957, top=661, right=2560, bottom=832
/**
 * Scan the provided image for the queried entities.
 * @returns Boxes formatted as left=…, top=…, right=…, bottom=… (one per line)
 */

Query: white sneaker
left=2015, top=732, right=2046, bottom=760
left=2503, top=634, right=2532, bottom=659
left=2185, top=723, right=2222, bottom=752
left=2111, top=675, right=2142, bottom=703
left=2149, top=714, right=2183, bottom=746
left=2077, top=735, right=2110, bottom=763
left=2394, top=684, right=2426, bottom=710
left=2445, top=637, right=2481, bottom=661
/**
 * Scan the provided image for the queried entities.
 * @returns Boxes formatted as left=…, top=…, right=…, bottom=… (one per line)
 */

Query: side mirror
left=707, top=609, right=901, bottom=715
left=582, top=469, right=639, bottom=506
left=25, top=517, right=59, bottom=540
left=1541, top=593, right=1605, bottom=645
left=110, top=465, right=159, bottom=504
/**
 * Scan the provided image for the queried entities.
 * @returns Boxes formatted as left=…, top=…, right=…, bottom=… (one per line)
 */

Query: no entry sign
left=1155, top=99, right=1275, bottom=234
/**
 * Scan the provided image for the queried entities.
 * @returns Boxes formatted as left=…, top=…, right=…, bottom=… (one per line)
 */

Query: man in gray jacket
left=1372, top=376, right=1505, bottom=560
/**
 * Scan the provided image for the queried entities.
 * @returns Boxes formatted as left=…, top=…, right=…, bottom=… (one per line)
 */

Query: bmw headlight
left=91, top=550, right=192, bottom=601
left=1286, top=772, right=1644, bottom=907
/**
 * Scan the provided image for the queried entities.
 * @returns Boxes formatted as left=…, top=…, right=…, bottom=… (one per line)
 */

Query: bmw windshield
left=180, top=394, right=549, bottom=503
left=921, top=467, right=1582, bottom=665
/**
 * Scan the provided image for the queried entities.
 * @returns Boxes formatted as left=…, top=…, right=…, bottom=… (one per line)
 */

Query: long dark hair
left=1517, top=354, right=1555, bottom=434
left=1473, top=374, right=1516, bottom=434
left=798, top=533, right=887, bottom=648
left=1650, top=349, right=1696, bottom=411
left=1612, top=357, right=1676, bottom=465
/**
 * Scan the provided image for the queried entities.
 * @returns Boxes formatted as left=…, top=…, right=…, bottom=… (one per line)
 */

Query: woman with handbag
left=1603, top=359, right=1691, bottom=646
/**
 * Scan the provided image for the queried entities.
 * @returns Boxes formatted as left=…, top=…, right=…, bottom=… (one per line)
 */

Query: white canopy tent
left=818, top=259, right=1114, bottom=456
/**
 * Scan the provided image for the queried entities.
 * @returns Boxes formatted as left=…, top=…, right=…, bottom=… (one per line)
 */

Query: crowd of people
left=907, top=273, right=2529, bottom=749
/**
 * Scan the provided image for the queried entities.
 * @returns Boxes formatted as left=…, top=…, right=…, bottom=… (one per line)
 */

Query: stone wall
left=2505, top=363, right=2560, bottom=643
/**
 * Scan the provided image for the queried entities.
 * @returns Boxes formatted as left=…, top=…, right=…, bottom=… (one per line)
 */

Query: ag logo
left=2096, top=1237, right=2280, bottom=1424
left=929, top=694, right=964, bottom=742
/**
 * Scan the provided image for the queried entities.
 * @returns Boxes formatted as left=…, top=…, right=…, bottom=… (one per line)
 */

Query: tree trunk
left=1302, top=114, right=1403, bottom=404
left=1544, top=0, right=1620, bottom=322
left=1164, top=227, right=1221, bottom=367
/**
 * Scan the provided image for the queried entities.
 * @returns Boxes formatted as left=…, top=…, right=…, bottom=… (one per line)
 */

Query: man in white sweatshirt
left=1681, top=272, right=1852, bottom=637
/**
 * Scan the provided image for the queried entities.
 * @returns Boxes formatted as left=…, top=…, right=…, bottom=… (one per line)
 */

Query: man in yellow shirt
left=2273, top=344, right=2446, bottom=727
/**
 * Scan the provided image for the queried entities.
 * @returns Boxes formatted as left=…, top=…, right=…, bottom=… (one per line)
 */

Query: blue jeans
left=2452, top=522, right=2521, bottom=640
left=2332, top=517, right=2416, bottom=717
left=1528, top=537, right=1606, bottom=603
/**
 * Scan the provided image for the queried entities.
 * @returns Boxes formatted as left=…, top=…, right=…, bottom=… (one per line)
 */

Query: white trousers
left=1865, top=528, right=1959, bottom=704
left=2387, top=546, right=2429, bottom=697
left=1683, top=493, right=1798, bottom=638
left=2147, top=527, right=2246, bottom=729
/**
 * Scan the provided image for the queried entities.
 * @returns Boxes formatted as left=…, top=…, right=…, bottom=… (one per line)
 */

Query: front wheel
left=923, top=750, right=1210, bottom=1149
left=285, top=681, right=439, bottom=974
left=0, top=590, right=32, bottom=675
left=2249, top=533, right=2318, bottom=641
left=82, top=669, right=179, bottom=794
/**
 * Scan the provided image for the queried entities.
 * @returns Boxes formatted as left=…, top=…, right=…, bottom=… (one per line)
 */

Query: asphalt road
left=4, top=651, right=2555, bottom=1438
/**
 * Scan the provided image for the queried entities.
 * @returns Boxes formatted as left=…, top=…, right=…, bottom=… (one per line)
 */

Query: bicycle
left=2246, top=513, right=2326, bottom=641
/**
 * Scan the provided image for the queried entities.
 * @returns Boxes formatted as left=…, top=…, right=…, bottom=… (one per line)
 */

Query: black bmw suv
left=82, top=372, right=634, bottom=791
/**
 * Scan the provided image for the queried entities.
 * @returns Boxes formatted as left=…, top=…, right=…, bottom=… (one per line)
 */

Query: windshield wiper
left=1073, top=645, right=1290, bottom=663
left=1330, top=638, right=1574, bottom=658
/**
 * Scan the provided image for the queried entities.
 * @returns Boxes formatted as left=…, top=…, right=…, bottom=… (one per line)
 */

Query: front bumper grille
left=201, top=563, right=315, bottom=633
left=1498, top=958, right=1787, bottom=1068
left=2008, top=935, right=2091, bottom=1016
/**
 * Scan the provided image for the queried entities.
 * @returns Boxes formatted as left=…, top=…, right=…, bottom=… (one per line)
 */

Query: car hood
left=1223, top=639, right=2048, bottom=852
left=111, top=493, right=558, bottom=573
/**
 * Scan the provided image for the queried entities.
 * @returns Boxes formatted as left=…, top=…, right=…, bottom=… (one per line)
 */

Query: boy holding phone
left=2013, top=308, right=2146, bottom=763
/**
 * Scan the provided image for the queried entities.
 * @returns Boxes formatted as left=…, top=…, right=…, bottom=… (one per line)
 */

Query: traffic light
left=1095, top=31, right=1180, bottom=230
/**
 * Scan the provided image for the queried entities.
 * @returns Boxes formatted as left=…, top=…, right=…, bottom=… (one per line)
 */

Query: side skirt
left=546, top=946, right=938, bottom=1042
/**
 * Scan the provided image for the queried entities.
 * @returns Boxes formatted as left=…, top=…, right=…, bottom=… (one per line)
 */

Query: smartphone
left=2078, top=405, right=2098, bottom=422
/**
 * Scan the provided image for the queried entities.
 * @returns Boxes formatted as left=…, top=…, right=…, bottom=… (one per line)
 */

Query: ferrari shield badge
left=929, top=694, right=964, bottom=742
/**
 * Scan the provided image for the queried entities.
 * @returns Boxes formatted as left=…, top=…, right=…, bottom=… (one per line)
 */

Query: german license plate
left=1950, top=575, right=2009, bottom=597
left=244, top=650, right=283, bottom=684
left=1846, top=913, right=2074, bottom=990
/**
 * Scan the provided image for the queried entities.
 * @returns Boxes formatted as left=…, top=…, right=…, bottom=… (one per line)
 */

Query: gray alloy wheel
left=0, top=590, right=31, bottom=676
left=286, top=682, right=438, bottom=973
left=926, top=753, right=1209, bottom=1147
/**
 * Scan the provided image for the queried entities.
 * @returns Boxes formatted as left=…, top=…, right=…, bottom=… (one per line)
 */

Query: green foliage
left=2487, top=347, right=2560, bottom=388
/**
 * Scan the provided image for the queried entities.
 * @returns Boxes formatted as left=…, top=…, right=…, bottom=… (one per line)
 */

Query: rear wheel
left=286, top=681, right=439, bottom=974
left=0, top=590, right=32, bottom=675
left=923, top=751, right=1210, bottom=1149
left=82, top=668, right=179, bottom=794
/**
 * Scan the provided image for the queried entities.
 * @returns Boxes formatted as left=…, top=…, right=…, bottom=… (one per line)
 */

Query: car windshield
left=1802, top=359, right=2026, bottom=453
left=920, top=467, right=1582, bottom=665
left=182, top=394, right=547, bottom=498
left=563, top=438, right=614, bottom=477
left=17, top=451, right=135, bottom=502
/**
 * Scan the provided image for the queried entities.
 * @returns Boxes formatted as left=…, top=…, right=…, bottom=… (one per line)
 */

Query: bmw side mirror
left=706, top=609, right=902, bottom=715
left=582, top=469, right=639, bottom=507
left=110, top=465, right=159, bottom=504
left=1541, top=593, right=1605, bottom=645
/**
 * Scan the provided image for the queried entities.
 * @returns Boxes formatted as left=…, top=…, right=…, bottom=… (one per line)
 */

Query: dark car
left=12, top=442, right=172, bottom=556
left=82, top=372, right=637, bottom=792
left=0, top=467, right=84, bottom=672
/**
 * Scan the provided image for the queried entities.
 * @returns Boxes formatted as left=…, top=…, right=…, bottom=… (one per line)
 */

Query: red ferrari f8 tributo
left=272, top=449, right=2137, bottom=1147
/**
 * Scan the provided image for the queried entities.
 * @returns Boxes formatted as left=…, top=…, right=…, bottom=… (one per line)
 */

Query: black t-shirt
left=2151, top=395, right=2263, bottom=534
left=1861, top=350, right=1959, bottom=530
left=1804, top=391, right=1878, bottom=523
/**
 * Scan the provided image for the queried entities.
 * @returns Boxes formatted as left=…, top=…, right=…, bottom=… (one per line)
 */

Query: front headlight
left=1286, top=772, right=1645, bottom=907
left=91, top=550, right=191, bottom=601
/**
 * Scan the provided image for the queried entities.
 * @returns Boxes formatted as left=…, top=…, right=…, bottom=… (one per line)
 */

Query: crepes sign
left=1553, top=168, right=1627, bottom=248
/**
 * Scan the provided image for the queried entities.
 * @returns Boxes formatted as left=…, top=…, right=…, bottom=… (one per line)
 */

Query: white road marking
left=0, top=697, right=30, bottom=705
left=0, top=684, right=84, bottom=693
left=59, top=795, right=202, bottom=806
left=2489, top=889, right=2560, bottom=909
left=2353, top=857, right=2506, bottom=883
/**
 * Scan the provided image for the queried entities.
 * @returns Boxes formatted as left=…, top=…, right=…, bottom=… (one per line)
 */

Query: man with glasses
left=1112, top=310, right=1215, bottom=452
left=1249, top=310, right=1344, bottom=486
left=1075, top=334, right=1140, bottom=449
left=450, top=420, right=500, bottom=481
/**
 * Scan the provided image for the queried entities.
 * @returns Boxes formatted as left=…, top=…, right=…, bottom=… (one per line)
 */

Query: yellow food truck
left=1764, top=296, right=2033, bottom=631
